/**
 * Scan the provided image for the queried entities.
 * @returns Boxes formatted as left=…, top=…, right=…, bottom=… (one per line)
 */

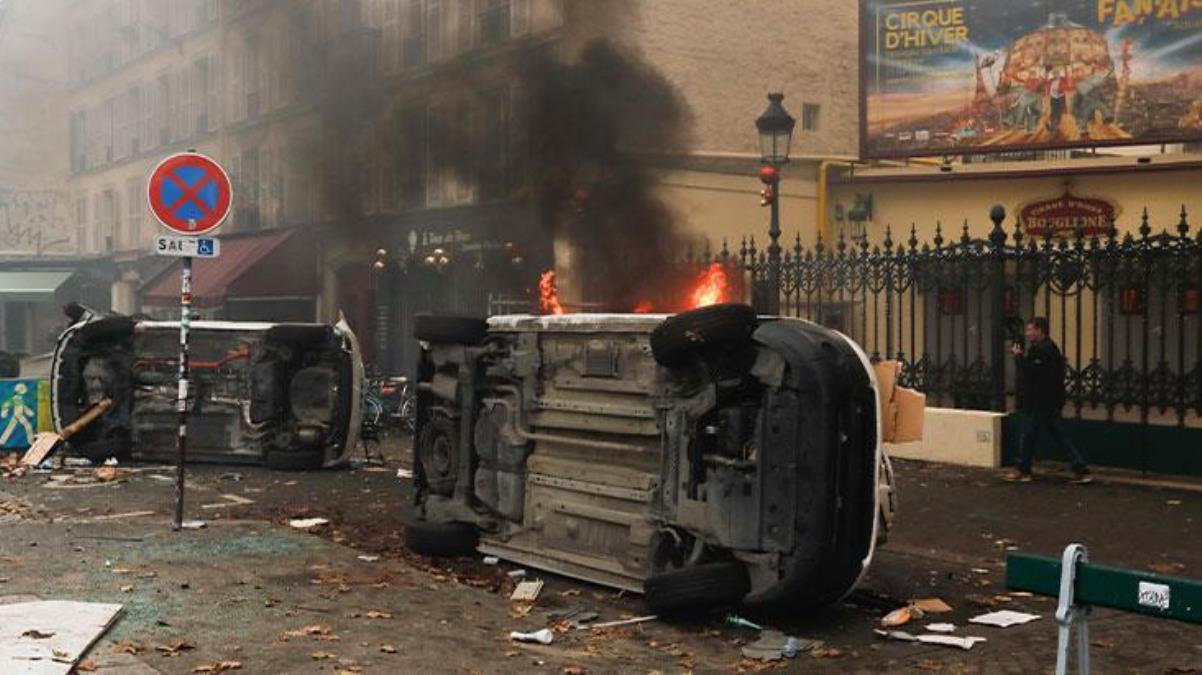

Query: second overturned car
left=50, top=308, right=363, bottom=469
left=407, top=304, right=898, bottom=614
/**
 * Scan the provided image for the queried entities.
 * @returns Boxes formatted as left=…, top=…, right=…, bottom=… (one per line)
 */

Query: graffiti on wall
left=0, top=189, right=71, bottom=253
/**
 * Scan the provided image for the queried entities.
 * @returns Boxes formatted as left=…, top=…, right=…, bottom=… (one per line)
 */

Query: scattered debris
left=310, top=651, right=337, bottom=660
left=506, top=569, right=527, bottom=579
left=180, top=520, right=207, bottom=530
left=192, top=660, right=242, bottom=673
left=483, top=556, right=500, bottom=565
left=578, top=615, right=657, bottom=631
left=93, top=466, right=128, bottom=482
left=741, top=630, right=823, bottom=661
left=810, top=646, right=845, bottom=658
left=510, top=580, right=544, bottom=602
left=875, top=630, right=986, bottom=650
left=910, top=598, right=953, bottom=614
left=968, top=610, right=1041, bottom=628
left=289, top=517, right=330, bottom=530
left=1167, top=499, right=1183, bottom=506
left=913, top=658, right=945, bottom=671
left=725, top=614, right=764, bottom=631
left=21, top=629, right=56, bottom=639
left=880, top=606, right=922, bottom=627
left=963, top=594, right=1000, bottom=608
left=363, top=610, right=392, bottom=619
left=925, top=623, right=956, bottom=633
left=21, top=398, right=114, bottom=467
left=379, top=645, right=397, bottom=654
left=200, top=494, right=255, bottom=510
left=395, top=468, right=414, bottom=479
left=970, top=567, right=991, bottom=575
left=356, top=555, right=380, bottom=563
left=110, top=641, right=143, bottom=655
left=508, top=628, right=554, bottom=645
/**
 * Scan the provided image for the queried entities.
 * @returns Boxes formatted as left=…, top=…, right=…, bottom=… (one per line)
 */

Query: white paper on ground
left=288, top=517, right=330, bottom=529
left=0, top=600, right=123, bottom=674
left=916, top=634, right=987, bottom=650
left=925, top=623, right=957, bottom=633
left=968, top=610, right=1042, bottom=628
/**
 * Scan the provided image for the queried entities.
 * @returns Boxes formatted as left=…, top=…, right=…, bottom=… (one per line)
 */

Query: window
left=155, top=74, right=171, bottom=146
left=802, top=103, right=820, bottom=131
left=478, top=0, right=510, bottom=45
left=70, top=111, right=87, bottom=173
left=479, top=87, right=509, bottom=200
left=173, top=69, right=191, bottom=141
left=402, top=0, right=426, bottom=69
left=377, top=116, right=398, bottom=213
left=75, top=196, right=88, bottom=253
left=125, top=178, right=142, bottom=250
left=426, top=0, right=444, bottom=63
left=101, top=98, right=116, bottom=164
left=399, top=107, right=427, bottom=208
left=116, top=87, right=141, bottom=159
left=239, top=147, right=261, bottom=230
left=244, top=36, right=262, bottom=118
left=191, top=57, right=214, bottom=133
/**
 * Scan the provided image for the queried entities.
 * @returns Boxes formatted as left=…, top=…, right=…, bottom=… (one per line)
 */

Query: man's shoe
left=1002, top=470, right=1032, bottom=483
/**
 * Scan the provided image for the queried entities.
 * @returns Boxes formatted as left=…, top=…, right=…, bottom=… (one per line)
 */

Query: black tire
left=405, top=521, right=479, bottom=557
left=414, top=315, right=488, bottom=345
left=416, top=415, right=458, bottom=495
left=72, top=429, right=132, bottom=463
left=78, top=316, right=136, bottom=342
left=264, top=449, right=324, bottom=471
left=650, top=304, right=758, bottom=367
left=644, top=561, right=750, bottom=616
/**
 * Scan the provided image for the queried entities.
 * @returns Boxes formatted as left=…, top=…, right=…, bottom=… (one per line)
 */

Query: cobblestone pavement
left=1, top=441, right=1200, bottom=673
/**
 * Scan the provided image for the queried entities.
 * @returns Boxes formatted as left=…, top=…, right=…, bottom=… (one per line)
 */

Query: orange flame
left=539, top=270, right=566, bottom=315
left=688, top=263, right=729, bottom=309
left=632, top=300, right=654, bottom=313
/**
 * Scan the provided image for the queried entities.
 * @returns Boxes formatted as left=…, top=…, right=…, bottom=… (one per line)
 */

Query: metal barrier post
left=1054, top=543, right=1090, bottom=675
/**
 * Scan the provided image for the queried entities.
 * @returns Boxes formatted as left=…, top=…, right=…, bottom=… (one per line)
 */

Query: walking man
left=1004, top=317, right=1092, bottom=483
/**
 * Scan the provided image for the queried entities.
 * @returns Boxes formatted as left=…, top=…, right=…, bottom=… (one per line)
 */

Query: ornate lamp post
left=755, top=93, right=796, bottom=314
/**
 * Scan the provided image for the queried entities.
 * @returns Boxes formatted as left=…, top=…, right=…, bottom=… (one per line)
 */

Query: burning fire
left=632, top=300, right=654, bottom=313
left=688, top=263, right=729, bottom=309
left=539, top=270, right=566, bottom=315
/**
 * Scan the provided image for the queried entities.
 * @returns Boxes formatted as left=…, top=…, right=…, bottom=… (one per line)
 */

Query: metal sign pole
left=173, top=255, right=192, bottom=531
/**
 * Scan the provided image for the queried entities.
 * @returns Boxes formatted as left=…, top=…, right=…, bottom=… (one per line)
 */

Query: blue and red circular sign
left=147, top=152, right=232, bottom=235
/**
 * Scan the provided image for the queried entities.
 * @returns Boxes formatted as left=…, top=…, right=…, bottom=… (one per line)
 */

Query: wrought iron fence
left=717, top=206, right=1202, bottom=426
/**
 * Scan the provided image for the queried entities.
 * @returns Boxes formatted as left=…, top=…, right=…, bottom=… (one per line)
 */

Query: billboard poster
left=861, top=1, right=1202, bottom=158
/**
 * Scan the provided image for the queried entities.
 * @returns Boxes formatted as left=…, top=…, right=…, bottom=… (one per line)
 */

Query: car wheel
left=73, top=428, right=132, bottom=463
left=417, top=415, right=458, bottom=495
left=414, top=315, right=489, bottom=345
left=264, top=449, right=324, bottom=471
left=650, top=304, right=758, bottom=367
left=405, top=521, right=479, bottom=557
left=643, top=561, right=750, bottom=616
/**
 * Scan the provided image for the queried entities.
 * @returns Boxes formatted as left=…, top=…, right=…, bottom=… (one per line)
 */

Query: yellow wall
left=829, top=163, right=1202, bottom=245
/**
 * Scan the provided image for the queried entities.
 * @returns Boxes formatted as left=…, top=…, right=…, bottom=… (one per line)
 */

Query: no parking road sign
left=147, top=152, right=232, bottom=236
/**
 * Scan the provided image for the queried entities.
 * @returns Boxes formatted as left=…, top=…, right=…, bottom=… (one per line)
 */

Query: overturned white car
left=51, top=308, right=363, bottom=469
left=407, top=304, right=898, bottom=614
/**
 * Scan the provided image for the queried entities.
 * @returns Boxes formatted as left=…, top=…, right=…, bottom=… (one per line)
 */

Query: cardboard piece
left=0, top=600, right=123, bottom=674
left=873, top=361, right=925, bottom=443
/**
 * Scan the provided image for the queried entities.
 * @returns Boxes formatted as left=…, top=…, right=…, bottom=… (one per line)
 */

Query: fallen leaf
left=120, top=585, right=134, bottom=593
left=111, top=641, right=143, bottom=655
left=111, top=567, right=134, bottom=575
left=192, top=661, right=242, bottom=673
left=76, top=660, right=98, bottom=672
left=811, top=646, right=844, bottom=659
left=155, top=640, right=196, bottom=656
left=21, top=629, right=55, bottom=639
left=311, top=651, right=337, bottom=660
left=283, top=624, right=333, bottom=639
left=364, top=610, right=392, bottom=619
left=913, top=659, right=944, bottom=672
left=563, top=667, right=587, bottom=675
left=505, top=650, right=520, bottom=657
left=1147, top=561, right=1186, bottom=575
left=379, top=645, right=397, bottom=654
left=1090, top=638, right=1115, bottom=649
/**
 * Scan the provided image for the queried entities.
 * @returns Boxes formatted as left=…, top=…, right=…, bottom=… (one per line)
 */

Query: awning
left=140, top=230, right=315, bottom=308
left=0, top=270, right=74, bottom=302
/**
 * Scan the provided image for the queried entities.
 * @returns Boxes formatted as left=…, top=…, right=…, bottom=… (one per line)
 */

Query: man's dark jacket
left=1016, top=338, right=1066, bottom=414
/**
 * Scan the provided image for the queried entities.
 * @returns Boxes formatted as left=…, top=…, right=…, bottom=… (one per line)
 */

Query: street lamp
left=756, top=93, right=796, bottom=166
left=755, top=93, right=795, bottom=315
